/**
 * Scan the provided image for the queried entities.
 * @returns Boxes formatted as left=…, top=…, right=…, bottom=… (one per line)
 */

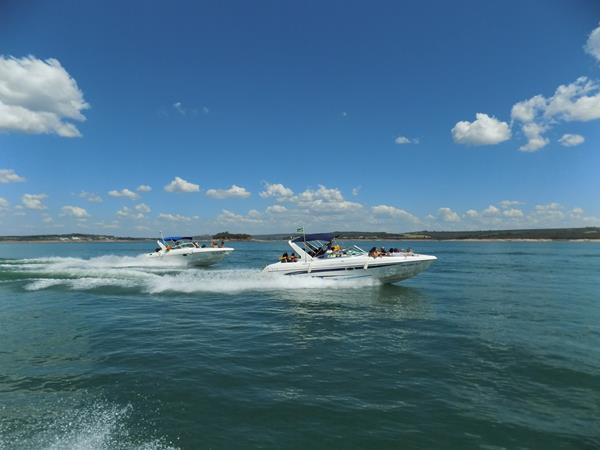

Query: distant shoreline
left=1, top=238, right=599, bottom=244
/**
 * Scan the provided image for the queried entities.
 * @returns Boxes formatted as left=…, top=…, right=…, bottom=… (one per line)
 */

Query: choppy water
left=0, top=240, right=598, bottom=449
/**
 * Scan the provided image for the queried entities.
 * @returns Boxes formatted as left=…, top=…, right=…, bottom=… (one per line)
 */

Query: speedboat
left=263, top=233, right=436, bottom=283
left=146, top=236, right=234, bottom=267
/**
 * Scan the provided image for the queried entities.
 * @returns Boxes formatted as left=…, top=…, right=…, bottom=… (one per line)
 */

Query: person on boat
left=289, top=252, right=298, bottom=262
left=280, top=252, right=289, bottom=262
left=211, top=239, right=218, bottom=248
left=368, top=247, right=378, bottom=257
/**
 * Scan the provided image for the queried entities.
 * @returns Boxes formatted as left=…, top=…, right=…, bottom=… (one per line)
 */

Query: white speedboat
left=146, top=236, right=234, bottom=267
left=263, top=233, right=436, bottom=283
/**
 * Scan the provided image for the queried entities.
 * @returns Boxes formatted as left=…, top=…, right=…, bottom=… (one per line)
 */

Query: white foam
left=7, top=255, right=377, bottom=294
left=0, top=401, right=178, bottom=450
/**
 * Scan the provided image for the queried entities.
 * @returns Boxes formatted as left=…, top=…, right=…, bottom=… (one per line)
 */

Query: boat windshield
left=294, top=236, right=366, bottom=259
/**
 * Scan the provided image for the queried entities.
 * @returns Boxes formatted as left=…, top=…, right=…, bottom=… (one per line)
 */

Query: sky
left=1, top=0, right=600, bottom=236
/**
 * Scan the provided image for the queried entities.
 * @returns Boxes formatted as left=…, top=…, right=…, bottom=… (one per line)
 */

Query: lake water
left=0, top=240, right=598, bottom=449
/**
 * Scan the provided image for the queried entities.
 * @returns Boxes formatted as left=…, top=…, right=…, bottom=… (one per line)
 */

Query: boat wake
left=0, top=399, right=178, bottom=450
left=0, top=255, right=378, bottom=294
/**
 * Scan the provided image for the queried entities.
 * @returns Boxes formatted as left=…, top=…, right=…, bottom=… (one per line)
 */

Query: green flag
left=296, top=226, right=304, bottom=233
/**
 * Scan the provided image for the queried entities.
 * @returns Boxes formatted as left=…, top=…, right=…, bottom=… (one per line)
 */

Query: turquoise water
left=0, top=241, right=599, bottom=449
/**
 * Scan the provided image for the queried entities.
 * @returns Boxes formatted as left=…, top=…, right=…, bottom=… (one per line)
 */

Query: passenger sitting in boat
left=280, top=252, right=289, bottom=262
left=289, top=252, right=298, bottom=262
left=219, top=240, right=225, bottom=248
left=211, top=239, right=218, bottom=248
left=368, top=247, right=378, bottom=257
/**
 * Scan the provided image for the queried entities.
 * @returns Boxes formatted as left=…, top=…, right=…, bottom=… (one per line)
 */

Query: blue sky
left=1, top=0, right=600, bottom=235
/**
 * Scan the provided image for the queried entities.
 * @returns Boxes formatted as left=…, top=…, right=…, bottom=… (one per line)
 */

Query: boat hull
left=263, top=254, right=436, bottom=284
left=146, top=248, right=233, bottom=267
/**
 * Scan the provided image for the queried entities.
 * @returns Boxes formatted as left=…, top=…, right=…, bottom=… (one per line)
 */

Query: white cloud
left=511, top=95, right=546, bottom=123
left=259, top=182, right=293, bottom=200
left=510, top=77, right=600, bottom=151
left=482, top=205, right=501, bottom=217
left=452, top=113, right=511, bottom=145
left=78, top=191, right=102, bottom=203
left=499, top=200, right=523, bottom=208
left=61, top=205, right=89, bottom=218
left=218, top=209, right=263, bottom=224
left=438, top=207, right=460, bottom=222
left=544, top=77, right=600, bottom=122
left=117, top=203, right=145, bottom=220
left=0, top=55, right=89, bottom=137
left=465, top=209, right=479, bottom=218
left=395, top=135, right=419, bottom=145
left=351, top=186, right=360, bottom=196
left=519, top=122, right=549, bottom=152
left=293, top=185, right=362, bottom=213
left=571, top=207, right=584, bottom=217
left=206, top=184, right=251, bottom=199
left=534, top=202, right=564, bottom=220
left=584, top=22, right=600, bottom=62
left=502, top=208, right=524, bottom=218
left=135, top=203, right=151, bottom=214
left=158, top=213, right=192, bottom=222
left=22, top=193, right=47, bottom=210
left=0, top=169, right=25, bottom=183
left=164, top=176, right=200, bottom=193
left=108, top=188, right=139, bottom=200
left=137, top=184, right=152, bottom=192
left=0, top=197, right=9, bottom=209
left=266, top=205, right=287, bottom=214
left=371, top=205, right=419, bottom=223
left=558, top=133, right=585, bottom=147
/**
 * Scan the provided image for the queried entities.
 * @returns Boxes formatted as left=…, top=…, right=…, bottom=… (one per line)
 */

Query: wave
left=0, top=255, right=377, bottom=294
left=0, top=400, right=177, bottom=450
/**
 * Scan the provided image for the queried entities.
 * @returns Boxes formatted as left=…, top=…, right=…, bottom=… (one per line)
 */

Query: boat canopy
left=164, top=236, right=193, bottom=242
left=291, top=233, right=336, bottom=243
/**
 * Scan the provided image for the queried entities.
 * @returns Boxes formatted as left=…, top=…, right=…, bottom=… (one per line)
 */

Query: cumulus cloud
left=482, top=205, right=501, bottom=217
left=108, top=188, right=139, bottom=200
left=451, top=113, right=511, bottom=145
left=544, top=77, right=600, bottom=122
left=511, top=95, right=546, bottom=123
left=0, top=197, right=9, bottom=209
left=266, top=205, right=287, bottom=214
left=259, top=182, right=294, bottom=200
left=61, top=205, right=89, bottom=218
left=137, top=184, right=152, bottom=192
left=293, top=185, right=362, bottom=213
left=164, top=176, right=200, bottom=193
left=158, top=213, right=192, bottom=222
left=78, top=191, right=102, bottom=203
left=395, top=135, right=419, bottom=145
left=135, top=203, right=151, bottom=214
left=499, top=200, right=523, bottom=208
left=465, top=209, right=479, bottom=218
left=534, top=202, right=564, bottom=220
left=218, top=209, right=263, bottom=224
left=510, top=77, right=600, bottom=151
left=371, top=205, right=419, bottom=223
left=22, top=193, right=47, bottom=210
left=502, top=208, right=524, bottom=218
left=0, top=169, right=25, bottom=183
left=206, top=184, right=251, bottom=199
left=519, top=122, right=549, bottom=152
left=0, top=55, right=89, bottom=137
left=558, top=133, right=585, bottom=147
left=438, top=207, right=460, bottom=222
left=584, top=22, right=600, bottom=62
